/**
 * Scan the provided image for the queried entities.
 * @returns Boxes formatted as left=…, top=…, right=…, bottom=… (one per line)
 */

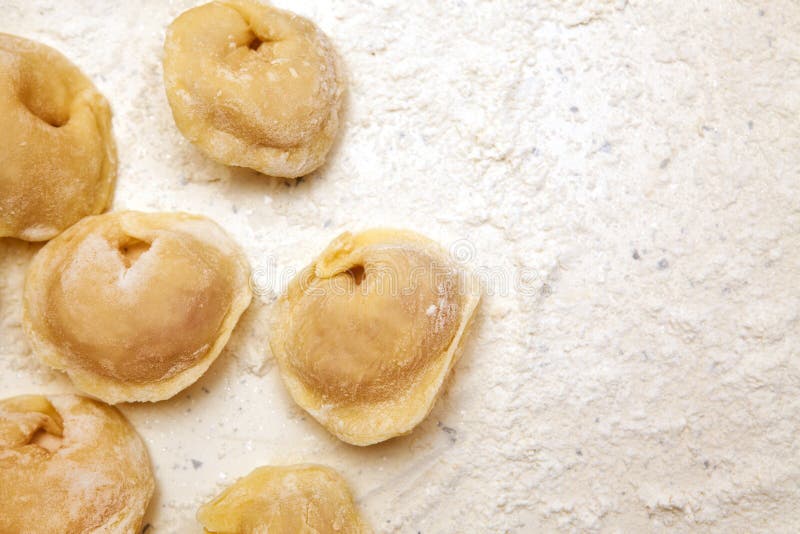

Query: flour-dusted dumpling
left=198, top=464, right=370, bottom=533
left=163, top=0, right=345, bottom=178
left=0, top=33, right=116, bottom=241
left=23, top=211, right=252, bottom=403
left=270, top=229, right=480, bottom=445
left=0, top=395, right=154, bottom=534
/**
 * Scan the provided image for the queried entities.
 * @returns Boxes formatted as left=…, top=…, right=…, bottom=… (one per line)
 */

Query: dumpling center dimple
left=346, top=265, right=365, bottom=286
left=118, top=237, right=151, bottom=268
left=29, top=427, right=63, bottom=453
left=247, top=35, right=264, bottom=51
left=6, top=397, right=65, bottom=452
left=18, top=78, right=69, bottom=127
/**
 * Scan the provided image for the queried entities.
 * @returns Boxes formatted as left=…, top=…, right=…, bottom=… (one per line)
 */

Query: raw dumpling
left=0, top=33, right=116, bottom=241
left=23, top=211, right=252, bottom=403
left=198, top=464, right=370, bottom=533
left=0, top=395, right=154, bottom=534
left=163, top=0, right=345, bottom=178
left=270, top=229, right=480, bottom=445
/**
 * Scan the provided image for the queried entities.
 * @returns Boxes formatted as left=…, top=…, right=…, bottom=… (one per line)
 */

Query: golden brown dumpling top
left=0, top=33, right=116, bottom=241
left=270, top=229, right=480, bottom=445
left=0, top=395, right=154, bottom=534
left=163, top=0, right=345, bottom=178
left=198, top=464, right=370, bottom=534
left=23, top=211, right=252, bottom=403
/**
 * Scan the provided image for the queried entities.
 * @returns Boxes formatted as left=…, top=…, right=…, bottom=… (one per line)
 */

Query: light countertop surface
left=1, top=1, right=799, bottom=532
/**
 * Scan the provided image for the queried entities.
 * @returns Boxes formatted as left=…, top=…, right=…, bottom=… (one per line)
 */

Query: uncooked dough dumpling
left=270, top=229, right=480, bottom=445
left=23, top=211, right=252, bottom=403
left=197, top=464, right=370, bottom=533
left=163, top=0, right=345, bottom=178
left=0, top=394, right=154, bottom=534
left=0, top=33, right=116, bottom=241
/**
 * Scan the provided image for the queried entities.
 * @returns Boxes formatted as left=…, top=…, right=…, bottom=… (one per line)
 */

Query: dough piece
left=163, top=0, right=345, bottom=178
left=197, top=464, right=370, bottom=534
left=270, top=229, right=480, bottom=445
left=0, top=33, right=116, bottom=241
left=0, top=395, right=154, bottom=534
left=23, top=211, right=252, bottom=403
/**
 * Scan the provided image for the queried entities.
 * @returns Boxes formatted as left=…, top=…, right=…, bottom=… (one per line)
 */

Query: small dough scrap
left=270, top=229, right=480, bottom=445
left=0, top=394, right=154, bottom=534
left=23, top=211, right=252, bottom=403
left=163, top=0, right=345, bottom=178
left=198, top=464, right=370, bottom=534
left=0, top=33, right=116, bottom=241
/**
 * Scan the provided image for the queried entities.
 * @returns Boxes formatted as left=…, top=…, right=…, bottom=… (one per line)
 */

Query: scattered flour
left=1, top=0, right=799, bottom=532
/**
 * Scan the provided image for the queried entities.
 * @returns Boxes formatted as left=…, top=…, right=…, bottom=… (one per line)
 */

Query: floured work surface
left=1, top=1, right=799, bottom=532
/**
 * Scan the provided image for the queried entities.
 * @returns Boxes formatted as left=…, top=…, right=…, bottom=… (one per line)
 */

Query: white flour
left=1, top=0, right=799, bottom=532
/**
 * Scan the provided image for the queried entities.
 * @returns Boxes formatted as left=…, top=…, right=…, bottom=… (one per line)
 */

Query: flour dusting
left=1, top=0, right=799, bottom=532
